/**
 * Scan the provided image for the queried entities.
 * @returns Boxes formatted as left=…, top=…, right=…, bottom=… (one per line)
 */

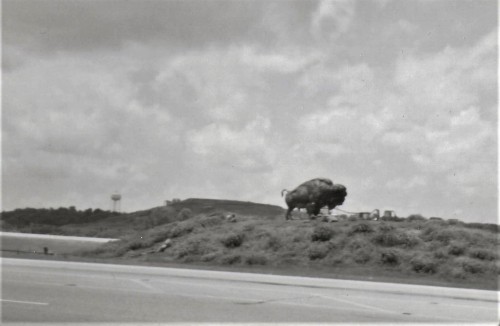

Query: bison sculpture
left=281, top=178, right=347, bottom=220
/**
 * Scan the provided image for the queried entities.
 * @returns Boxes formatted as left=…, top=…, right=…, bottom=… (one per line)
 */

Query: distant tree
left=0, top=207, right=116, bottom=231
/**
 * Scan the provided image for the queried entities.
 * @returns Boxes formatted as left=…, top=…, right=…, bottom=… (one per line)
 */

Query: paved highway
left=1, top=258, right=498, bottom=323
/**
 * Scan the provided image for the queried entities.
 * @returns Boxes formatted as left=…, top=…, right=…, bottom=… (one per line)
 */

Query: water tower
left=111, top=193, right=121, bottom=212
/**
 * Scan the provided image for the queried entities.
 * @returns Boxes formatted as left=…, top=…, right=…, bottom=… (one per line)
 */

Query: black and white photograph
left=2, top=0, right=498, bottom=324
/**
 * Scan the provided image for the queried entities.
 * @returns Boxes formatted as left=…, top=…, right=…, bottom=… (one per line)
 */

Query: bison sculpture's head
left=326, top=184, right=347, bottom=208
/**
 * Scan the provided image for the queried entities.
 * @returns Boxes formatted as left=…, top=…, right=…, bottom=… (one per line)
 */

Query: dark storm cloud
left=3, top=0, right=266, bottom=53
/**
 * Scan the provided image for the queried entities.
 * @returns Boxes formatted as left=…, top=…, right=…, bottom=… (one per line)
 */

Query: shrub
left=198, top=215, right=224, bottom=228
left=407, top=214, right=426, bottom=222
left=380, top=249, right=400, bottom=265
left=410, top=255, right=438, bottom=274
left=447, top=219, right=464, bottom=226
left=93, top=240, right=134, bottom=257
left=201, top=252, right=219, bottom=262
left=373, top=230, right=421, bottom=248
left=349, top=222, right=374, bottom=235
left=221, top=233, right=244, bottom=248
left=220, top=254, right=241, bottom=265
left=308, top=244, right=330, bottom=260
left=170, top=222, right=195, bottom=238
left=244, top=254, right=268, bottom=265
left=464, top=223, right=499, bottom=233
left=377, top=223, right=395, bottom=233
left=448, top=266, right=467, bottom=279
left=433, top=229, right=456, bottom=244
left=352, top=247, right=372, bottom=264
left=455, top=257, right=487, bottom=274
left=175, top=238, right=210, bottom=258
left=433, top=249, right=448, bottom=260
left=468, top=248, right=497, bottom=261
left=148, top=207, right=175, bottom=226
left=494, top=261, right=500, bottom=274
left=243, top=224, right=256, bottom=232
left=327, top=255, right=346, bottom=266
left=127, top=240, right=146, bottom=251
left=177, top=208, right=193, bottom=221
left=265, top=234, right=282, bottom=251
left=447, top=242, right=466, bottom=256
left=311, top=226, right=335, bottom=242
left=146, top=227, right=173, bottom=243
left=421, top=227, right=474, bottom=245
left=347, top=237, right=371, bottom=250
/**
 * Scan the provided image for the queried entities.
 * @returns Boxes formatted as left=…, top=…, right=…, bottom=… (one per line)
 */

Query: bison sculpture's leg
left=305, top=203, right=314, bottom=217
left=306, top=203, right=322, bottom=220
left=285, top=206, right=294, bottom=220
left=306, top=202, right=320, bottom=220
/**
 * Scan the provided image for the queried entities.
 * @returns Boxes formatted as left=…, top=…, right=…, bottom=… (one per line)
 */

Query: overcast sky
left=2, top=0, right=498, bottom=223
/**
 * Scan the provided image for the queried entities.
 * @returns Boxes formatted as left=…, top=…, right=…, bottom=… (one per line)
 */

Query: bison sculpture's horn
left=281, top=189, right=288, bottom=197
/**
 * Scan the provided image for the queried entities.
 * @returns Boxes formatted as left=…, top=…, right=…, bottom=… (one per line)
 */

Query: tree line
left=1, top=207, right=119, bottom=229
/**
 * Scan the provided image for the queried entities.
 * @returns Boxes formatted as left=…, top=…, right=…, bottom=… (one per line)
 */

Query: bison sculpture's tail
left=281, top=189, right=288, bottom=197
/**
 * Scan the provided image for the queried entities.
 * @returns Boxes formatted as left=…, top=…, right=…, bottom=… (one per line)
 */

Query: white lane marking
left=4, top=268, right=145, bottom=288
left=440, top=302, right=499, bottom=310
left=4, top=267, right=126, bottom=280
left=314, top=293, right=484, bottom=323
left=324, top=290, right=500, bottom=311
left=173, top=292, right=370, bottom=314
left=129, top=279, right=164, bottom=294
left=3, top=279, right=156, bottom=295
left=150, top=278, right=408, bottom=316
left=1, top=299, right=49, bottom=306
left=315, top=293, right=400, bottom=315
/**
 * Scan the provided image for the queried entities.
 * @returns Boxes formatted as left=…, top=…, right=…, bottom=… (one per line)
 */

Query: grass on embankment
left=76, top=203, right=499, bottom=290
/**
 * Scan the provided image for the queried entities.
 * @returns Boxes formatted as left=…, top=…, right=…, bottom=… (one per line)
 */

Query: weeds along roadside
left=77, top=211, right=499, bottom=284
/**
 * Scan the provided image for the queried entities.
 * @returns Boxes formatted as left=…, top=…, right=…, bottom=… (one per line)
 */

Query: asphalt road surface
left=2, top=258, right=498, bottom=323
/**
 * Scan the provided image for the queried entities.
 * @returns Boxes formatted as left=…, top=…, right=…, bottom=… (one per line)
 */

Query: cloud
left=2, top=1, right=496, bottom=223
left=311, top=0, right=356, bottom=41
left=2, top=52, right=184, bottom=209
left=394, top=30, right=497, bottom=117
left=386, top=176, right=427, bottom=190
left=388, top=30, right=497, bottom=169
left=379, top=30, right=496, bottom=220
left=297, top=62, right=383, bottom=154
left=294, top=26, right=497, bottom=221
left=240, top=46, right=322, bottom=74
left=187, top=117, right=275, bottom=173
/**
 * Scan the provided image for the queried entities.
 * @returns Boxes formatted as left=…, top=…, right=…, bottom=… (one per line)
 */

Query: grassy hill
left=1, top=199, right=285, bottom=238
left=2, top=198, right=498, bottom=290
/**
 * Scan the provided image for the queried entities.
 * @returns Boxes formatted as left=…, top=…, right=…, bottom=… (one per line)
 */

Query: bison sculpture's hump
left=298, top=178, right=333, bottom=187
